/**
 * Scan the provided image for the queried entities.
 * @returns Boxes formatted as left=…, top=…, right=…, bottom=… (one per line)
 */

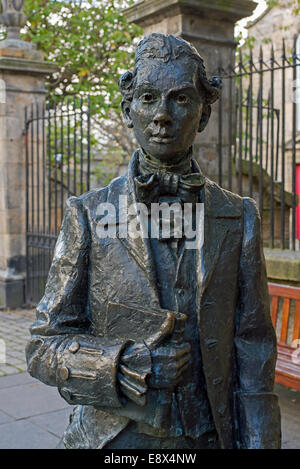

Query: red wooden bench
left=268, top=283, right=300, bottom=391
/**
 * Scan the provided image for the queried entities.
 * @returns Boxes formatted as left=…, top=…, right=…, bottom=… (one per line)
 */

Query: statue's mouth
left=150, top=136, right=175, bottom=144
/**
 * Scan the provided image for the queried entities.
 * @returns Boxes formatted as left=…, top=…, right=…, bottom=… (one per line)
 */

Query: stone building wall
left=247, top=0, right=299, bottom=54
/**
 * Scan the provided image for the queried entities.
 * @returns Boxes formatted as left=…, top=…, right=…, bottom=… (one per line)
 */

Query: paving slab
left=5, top=357, right=26, bottom=366
left=0, top=410, right=13, bottom=425
left=0, top=372, right=35, bottom=389
left=0, top=379, right=69, bottom=420
left=275, top=383, right=300, bottom=449
left=0, top=372, right=71, bottom=449
left=0, top=419, right=60, bottom=449
left=0, top=364, right=22, bottom=375
left=29, top=407, right=72, bottom=438
left=0, top=308, right=35, bottom=375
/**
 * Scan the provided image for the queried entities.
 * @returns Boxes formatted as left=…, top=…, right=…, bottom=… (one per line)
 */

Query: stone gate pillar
left=124, top=0, right=256, bottom=183
left=0, top=0, right=56, bottom=308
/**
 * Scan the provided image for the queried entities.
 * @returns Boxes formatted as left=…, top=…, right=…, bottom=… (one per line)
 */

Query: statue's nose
left=153, top=99, right=173, bottom=127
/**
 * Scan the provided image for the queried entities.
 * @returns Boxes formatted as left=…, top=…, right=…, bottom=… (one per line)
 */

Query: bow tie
left=135, top=171, right=205, bottom=206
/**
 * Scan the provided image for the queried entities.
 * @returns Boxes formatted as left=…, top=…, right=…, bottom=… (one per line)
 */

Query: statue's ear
left=121, top=100, right=133, bottom=128
left=198, top=104, right=211, bottom=133
left=119, top=71, right=134, bottom=128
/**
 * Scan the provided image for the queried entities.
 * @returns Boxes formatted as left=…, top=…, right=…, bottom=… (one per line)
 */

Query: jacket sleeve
left=234, top=197, right=281, bottom=449
left=25, top=196, right=129, bottom=409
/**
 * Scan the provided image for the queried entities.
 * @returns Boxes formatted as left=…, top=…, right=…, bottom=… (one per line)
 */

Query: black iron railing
left=217, top=36, right=300, bottom=250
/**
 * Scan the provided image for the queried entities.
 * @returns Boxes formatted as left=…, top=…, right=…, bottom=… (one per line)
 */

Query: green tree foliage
left=18, top=0, right=142, bottom=184
left=267, top=0, right=300, bottom=15
left=22, top=0, right=142, bottom=119
left=290, top=0, right=300, bottom=15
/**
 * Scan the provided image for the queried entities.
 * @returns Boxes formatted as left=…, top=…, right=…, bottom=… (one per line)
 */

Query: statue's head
left=119, top=33, right=221, bottom=164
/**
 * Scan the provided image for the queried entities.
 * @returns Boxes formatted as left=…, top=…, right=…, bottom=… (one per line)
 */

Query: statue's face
left=126, top=58, right=204, bottom=163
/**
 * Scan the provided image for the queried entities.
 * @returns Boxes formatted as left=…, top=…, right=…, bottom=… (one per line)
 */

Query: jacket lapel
left=111, top=151, right=159, bottom=295
left=199, top=179, right=242, bottom=298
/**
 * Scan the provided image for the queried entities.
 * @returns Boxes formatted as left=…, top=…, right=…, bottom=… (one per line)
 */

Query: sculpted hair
left=119, top=33, right=222, bottom=105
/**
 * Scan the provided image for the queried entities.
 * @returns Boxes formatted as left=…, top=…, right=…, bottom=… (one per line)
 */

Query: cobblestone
left=0, top=308, right=35, bottom=375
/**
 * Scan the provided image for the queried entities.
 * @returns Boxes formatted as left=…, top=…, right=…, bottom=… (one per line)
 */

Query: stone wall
left=0, top=46, right=56, bottom=308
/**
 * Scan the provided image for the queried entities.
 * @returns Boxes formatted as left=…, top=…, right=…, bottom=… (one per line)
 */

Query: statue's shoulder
left=204, top=177, right=260, bottom=224
left=204, top=177, right=243, bottom=215
left=73, top=175, right=128, bottom=209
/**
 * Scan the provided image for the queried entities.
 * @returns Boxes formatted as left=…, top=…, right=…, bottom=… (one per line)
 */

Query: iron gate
left=24, top=97, right=91, bottom=305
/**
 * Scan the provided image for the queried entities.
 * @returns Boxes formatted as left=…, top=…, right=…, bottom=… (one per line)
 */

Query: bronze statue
left=26, top=33, right=281, bottom=449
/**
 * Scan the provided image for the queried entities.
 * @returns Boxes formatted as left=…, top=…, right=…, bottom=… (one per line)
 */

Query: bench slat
left=293, top=300, right=300, bottom=343
left=271, top=296, right=279, bottom=329
left=280, top=298, right=290, bottom=343
left=275, top=374, right=300, bottom=392
left=269, top=283, right=300, bottom=300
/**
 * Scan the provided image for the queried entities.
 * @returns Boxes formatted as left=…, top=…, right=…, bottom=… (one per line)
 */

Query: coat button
left=205, top=338, right=218, bottom=349
left=217, top=404, right=226, bottom=416
left=61, top=388, right=73, bottom=402
left=178, top=289, right=184, bottom=297
left=59, top=366, right=70, bottom=381
left=69, top=341, right=80, bottom=354
left=212, top=377, right=223, bottom=386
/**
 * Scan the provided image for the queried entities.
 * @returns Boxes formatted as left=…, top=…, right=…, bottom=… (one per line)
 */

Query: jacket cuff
left=235, top=391, right=281, bottom=449
left=56, top=336, right=129, bottom=408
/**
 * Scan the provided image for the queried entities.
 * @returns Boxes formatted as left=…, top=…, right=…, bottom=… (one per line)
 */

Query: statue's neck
left=139, top=147, right=193, bottom=175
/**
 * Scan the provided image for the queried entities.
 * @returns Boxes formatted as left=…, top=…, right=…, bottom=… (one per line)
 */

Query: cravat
left=135, top=171, right=205, bottom=206
left=134, top=152, right=205, bottom=241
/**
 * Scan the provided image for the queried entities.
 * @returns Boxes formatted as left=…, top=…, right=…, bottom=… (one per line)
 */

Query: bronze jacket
left=26, top=151, right=281, bottom=449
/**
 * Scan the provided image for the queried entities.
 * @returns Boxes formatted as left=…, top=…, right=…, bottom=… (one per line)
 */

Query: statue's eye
left=177, top=94, right=188, bottom=104
left=142, top=93, right=154, bottom=103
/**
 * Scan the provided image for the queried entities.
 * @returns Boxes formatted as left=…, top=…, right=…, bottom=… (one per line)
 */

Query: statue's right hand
left=146, top=311, right=191, bottom=390
left=147, top=341, right=191, bottom=390
left=118, top=311, right=189, bottom=401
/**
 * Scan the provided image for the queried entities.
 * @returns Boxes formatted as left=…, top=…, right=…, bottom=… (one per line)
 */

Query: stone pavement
left=0, top=373, right=71, bottom=449
left=0, top=308, right=299, bottom=449
left=0, top=307, right=72, bottom=448
left=0, top=308, right=35, bottom=376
